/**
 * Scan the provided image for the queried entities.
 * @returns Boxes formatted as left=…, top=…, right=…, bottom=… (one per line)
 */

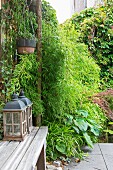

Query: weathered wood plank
left=0, top=141, right=9, bottom=148
left=0, top=141, right=20, bottom=169
left=17, top=126, right=48, bottom=170
left=2, top=127, right=39, bottom=170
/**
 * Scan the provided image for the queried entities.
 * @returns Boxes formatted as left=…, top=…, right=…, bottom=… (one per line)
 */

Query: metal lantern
left=3, top=93, right=27, bottom=141
left=19, top=90, right=33, bottom=133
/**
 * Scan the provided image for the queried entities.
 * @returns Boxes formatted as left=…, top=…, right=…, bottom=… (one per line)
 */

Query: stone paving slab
left=99, top=143, right=113, bottom=155
left=64, top=143, right=113, bottom=170
left=103, top=154, right=113, bottom=170
left=81, top=143, right=101, bottom=155
left=65, top=155, right=107, bottom=170
left=99, top=143, right=113, bottom=170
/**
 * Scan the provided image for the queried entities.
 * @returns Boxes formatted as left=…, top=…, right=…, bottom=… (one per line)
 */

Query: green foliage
left=46, top=122, right=83, bottom=160
left=42, top=1, right=106, bottom=160
left=0, top=0, right=107, bottom=161
left=8, top=0, right=38, bottom=39
left=0, top=0, right=39, bottom=115
left=8, top=54, right=43, bottom=115
left=59, top=23, right=101, bottom=113
left=65, top=110, right=102, bottom=148
left=0, top=101, right=4, bottom=140
left=105, top=95, right=113, bottom=110
left=104, top=121, right=113, bottom=142
left=71, top=1, right=113, bottom=88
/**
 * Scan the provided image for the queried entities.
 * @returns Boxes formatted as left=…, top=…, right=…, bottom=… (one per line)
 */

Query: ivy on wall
left=71, top=0, right=113, bottom=88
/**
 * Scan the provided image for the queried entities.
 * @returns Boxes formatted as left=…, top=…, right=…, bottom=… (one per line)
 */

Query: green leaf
left=73, top=126, right=80, bottom=134
left=74, top=118, right=88, bottom=131
left=104, top=130, right=113, bottom=134
left=56, top=143, right=66, bottom=154
left=50, top=151, right=59, bottom=160
left=90, top=126, right=100, bottom=136
left=108, top=122, right=113, bottom=125
left=78, top=110, right=88, bottom=117
left=65, top=114, right=73, bottom=124
left=83, top=132, right=93, bottom=148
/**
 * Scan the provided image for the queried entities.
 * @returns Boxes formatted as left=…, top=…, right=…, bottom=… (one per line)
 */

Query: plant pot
left=17, top=38, right=36, bottom=54
left=27, top=0, right=37, bottom=13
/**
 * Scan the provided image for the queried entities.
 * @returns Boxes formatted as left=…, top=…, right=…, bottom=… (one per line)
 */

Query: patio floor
left=64, top=143, right=113, bottom=170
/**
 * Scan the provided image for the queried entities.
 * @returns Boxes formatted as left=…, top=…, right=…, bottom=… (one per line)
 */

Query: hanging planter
left=15, top=4, right=38, bottom=54
left=17, top=38, right=36, bottom=54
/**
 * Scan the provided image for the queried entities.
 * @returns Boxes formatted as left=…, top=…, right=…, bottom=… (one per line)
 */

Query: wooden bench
left=0, top=126, right=48, bottom=170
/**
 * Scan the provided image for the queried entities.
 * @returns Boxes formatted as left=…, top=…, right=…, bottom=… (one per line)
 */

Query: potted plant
left=16, top=7, right=38, bottom=54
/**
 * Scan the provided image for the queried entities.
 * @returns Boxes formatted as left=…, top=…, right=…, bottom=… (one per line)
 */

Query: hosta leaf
left=78, top=110, right=88, bottom=117
left=66, top=114, right=73, bottom=124
left=74, top=118, right=88, bottom=131
left=73, top=126, right=80, bottom=134
left=90, top=126, right=100, bottom=136
left=83, top=132, right=93, bottom=148
left=56, top=143, right=66, bottom=154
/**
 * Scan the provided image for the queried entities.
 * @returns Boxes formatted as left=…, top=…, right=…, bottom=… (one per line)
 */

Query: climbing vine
left=71, top=1, right=113, bottom=88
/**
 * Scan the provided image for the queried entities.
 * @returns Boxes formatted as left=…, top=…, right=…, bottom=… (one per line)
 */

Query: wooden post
left=37, top=144, right=46, bottom=170
left=34, top=0, right=42, bottom=126
left=0, top=0, right=2, bottom=93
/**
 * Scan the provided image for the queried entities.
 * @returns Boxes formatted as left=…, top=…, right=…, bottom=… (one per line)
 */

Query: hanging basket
left=17, top=38, right=36, bottom=54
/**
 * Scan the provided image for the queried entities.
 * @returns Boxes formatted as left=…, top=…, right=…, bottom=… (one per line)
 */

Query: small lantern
left=19, top=90, right=33, bottom=133
left=3, top=93, right=27, bottom=141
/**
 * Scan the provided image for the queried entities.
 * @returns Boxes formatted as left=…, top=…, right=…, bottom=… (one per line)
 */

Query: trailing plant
left=7, top=53, right=43, bottom=115
left=8, top=0, right=38, bottom=40
left=0, top=0, right=39, bottom=112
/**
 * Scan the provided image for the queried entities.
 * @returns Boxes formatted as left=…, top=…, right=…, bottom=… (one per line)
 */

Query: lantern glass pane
left=14, top=125, right=20, bottom=136
left=28, top=108, right=30, bottom=117
left=22, top=112, right=25, bottom=121
left=29, top=118, right=32, bottom=127
left=13, top=112, right=20, bottom=124
left=23, top=124, right=25, bottom=134
left=23, top=122, right=27, bottom=135
left=6, top=125, right=12, bottom=135
left=6, top=113, right=12, bottom=124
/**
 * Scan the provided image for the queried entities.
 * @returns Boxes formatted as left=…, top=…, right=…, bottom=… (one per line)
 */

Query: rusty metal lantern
left=19, top=90, right=33, bottom=133
left=3, top=93, right=27, bottom=141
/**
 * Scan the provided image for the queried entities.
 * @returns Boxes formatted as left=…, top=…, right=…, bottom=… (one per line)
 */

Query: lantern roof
left=19, top=90, right=32, bottom=106
left=3, top=93, right=26, bottom=111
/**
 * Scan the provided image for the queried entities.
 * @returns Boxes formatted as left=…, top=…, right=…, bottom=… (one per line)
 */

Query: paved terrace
left=64, top=143, right=113, bottom=170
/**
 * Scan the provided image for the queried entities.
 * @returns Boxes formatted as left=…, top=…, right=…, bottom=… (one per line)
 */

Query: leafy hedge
left=71, top=0, right=113, bottom=88
left=42, top=2, right=106, bottom=160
